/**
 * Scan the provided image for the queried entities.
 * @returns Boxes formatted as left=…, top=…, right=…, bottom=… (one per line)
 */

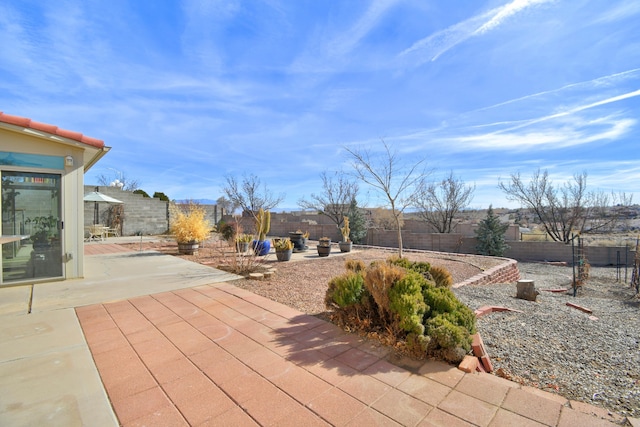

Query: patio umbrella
left=83, top=191, right=124, bottom=224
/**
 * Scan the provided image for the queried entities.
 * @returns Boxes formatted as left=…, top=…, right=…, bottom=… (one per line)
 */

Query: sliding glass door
left=1, top=171, right=63, bottom=284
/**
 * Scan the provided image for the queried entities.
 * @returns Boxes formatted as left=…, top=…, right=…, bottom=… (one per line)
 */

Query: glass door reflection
left=1, top=171, right=62, bottom=284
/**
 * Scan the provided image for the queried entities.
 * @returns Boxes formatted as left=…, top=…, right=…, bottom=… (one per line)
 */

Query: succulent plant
left=272, top=237, right=293, bottom=251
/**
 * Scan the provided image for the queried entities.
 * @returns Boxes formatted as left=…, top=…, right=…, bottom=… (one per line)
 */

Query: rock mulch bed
left=454, top=262, right=640, bottom=419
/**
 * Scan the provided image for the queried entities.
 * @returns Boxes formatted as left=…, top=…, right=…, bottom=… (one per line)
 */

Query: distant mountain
left=175, top=199, right=218, bottom=205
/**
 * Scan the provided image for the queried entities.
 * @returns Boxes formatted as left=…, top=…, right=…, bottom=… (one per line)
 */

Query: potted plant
left=288, top=229, right=309, bottom=252
left=339, top=216, right=352, bottom=253
left=273, top=237, right=293, bottom=261
left=317, top=236, right=331, bottom=257
left=169, top=203, right=211, bottom=255
left=235, top=233, right=252, bottom=253
left=252, top=208, right=271, bottom=256
left=29, top=215, right=57, bottom=249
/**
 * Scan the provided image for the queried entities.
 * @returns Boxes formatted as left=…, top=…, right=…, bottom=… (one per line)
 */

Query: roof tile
left=0, top=111, right=104, bottom=149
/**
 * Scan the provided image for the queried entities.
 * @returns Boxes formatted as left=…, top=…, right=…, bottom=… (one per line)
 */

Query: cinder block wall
left=504, top=241, right=632, bottom=266
left=90, top=203, right=631, bottom=266
left=84, top=186, right=169, bottom=236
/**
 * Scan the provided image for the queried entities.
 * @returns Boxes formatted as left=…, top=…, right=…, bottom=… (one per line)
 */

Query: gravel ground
left=453, top=262, right=640, bottom=419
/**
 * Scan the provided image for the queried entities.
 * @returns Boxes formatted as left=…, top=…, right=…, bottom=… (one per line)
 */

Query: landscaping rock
left=516, top=279, right=539, bottom=301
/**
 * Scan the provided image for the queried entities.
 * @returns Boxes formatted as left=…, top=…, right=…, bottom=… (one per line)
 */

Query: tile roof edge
left=0, top=111, right=104, bottom=149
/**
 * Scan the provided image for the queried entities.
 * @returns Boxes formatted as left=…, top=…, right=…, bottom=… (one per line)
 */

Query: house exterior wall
left=0, top=127, right=85, bottom=281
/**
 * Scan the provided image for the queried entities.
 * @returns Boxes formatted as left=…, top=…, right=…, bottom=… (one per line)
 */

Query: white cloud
left=398, top=0, right=553, bottom=64
left=180, top=0, right=241, bottom=71
left=290, top=0, right=399, bottom=74
left=473, top=68, right=640, bottom=113
left=500, top=89, right=640, bottom=133
left=450, top=116, right=635, bottom=150
left=327, top=0, right=399, bottom=57
left=594, top=1, right=640, bottom=24
left=474, top=0, right=552, bottom=35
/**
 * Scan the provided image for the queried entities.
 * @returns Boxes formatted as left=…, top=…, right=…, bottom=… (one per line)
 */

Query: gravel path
left=453, top=262, right=640, bottom=418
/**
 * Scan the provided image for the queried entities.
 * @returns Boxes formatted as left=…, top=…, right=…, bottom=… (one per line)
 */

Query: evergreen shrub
left=326, top=271, right=365, bottom=308
left=388, top=271, right=426, bottom=335
left=326, top=257, right=477, bottom=363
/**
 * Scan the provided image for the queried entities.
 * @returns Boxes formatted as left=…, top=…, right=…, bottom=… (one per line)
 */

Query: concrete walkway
left=0, top=240, right=630, bottom=426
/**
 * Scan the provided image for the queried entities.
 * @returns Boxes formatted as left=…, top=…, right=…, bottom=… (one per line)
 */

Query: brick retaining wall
left=452, top=258, right=521, bottom=288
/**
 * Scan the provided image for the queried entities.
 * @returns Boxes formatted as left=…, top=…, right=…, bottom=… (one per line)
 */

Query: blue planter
left=252, top=240, right=271, bottom=256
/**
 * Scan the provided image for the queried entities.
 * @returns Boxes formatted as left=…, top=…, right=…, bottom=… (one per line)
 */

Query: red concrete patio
left=77, top=259, right=624, bottom=426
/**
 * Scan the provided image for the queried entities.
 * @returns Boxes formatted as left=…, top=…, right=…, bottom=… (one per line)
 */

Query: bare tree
left=97, top=172, right=140, bottom=191
left=298, top=171, right=359, bottom=229
left=216, top=196, right=239, bottom=216
left=412, top=171, right=475, bottom=233
left=344, top=140, right=427, bottom=258
left=223, top=174, right=284, bottom=219
left=499, top=169, right=632, bottom=243
left=370, top=207, right=402, bottom=230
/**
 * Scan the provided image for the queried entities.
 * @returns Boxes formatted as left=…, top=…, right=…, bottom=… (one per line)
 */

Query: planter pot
left=289, top=232, right=307, bottom=252
left=178, top=241, right=199, bottom=255
left=276, top=249, right=293, bottom=262
left=317, top=245, right=331, bottom=257
left=236, top=241, right=249, bottom=253
left=252, top=240, right=271, bottom=256
left=339, top=241, right=352, bottom=252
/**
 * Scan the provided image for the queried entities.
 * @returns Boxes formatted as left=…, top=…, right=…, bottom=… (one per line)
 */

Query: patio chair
left=88, top=224, right=106, bottom=241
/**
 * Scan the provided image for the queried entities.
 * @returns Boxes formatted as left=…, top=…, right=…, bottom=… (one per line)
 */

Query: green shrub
left=429, top=265, right=453, bottom=288
left=388, top=257, right=431, bottom=275
left=388, top=271, right=427, bottom=335
left=406, top=332, right=430, bottom=356
left=423, top=286, right=476, bottom=335
left=217, top=221, right=235, bottom=242
left=326, top=256, right=476, bottom=364
left=425, top=314, right=471, bottom=361
left=326, top=271, right=365, bottom=308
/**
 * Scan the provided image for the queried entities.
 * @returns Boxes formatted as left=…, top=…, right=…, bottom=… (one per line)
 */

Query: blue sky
left=1, top=0, right=639, bottom=210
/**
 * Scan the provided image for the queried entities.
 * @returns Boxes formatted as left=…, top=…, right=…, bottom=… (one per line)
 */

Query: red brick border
left=453, top=258, right=520, bottom=288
